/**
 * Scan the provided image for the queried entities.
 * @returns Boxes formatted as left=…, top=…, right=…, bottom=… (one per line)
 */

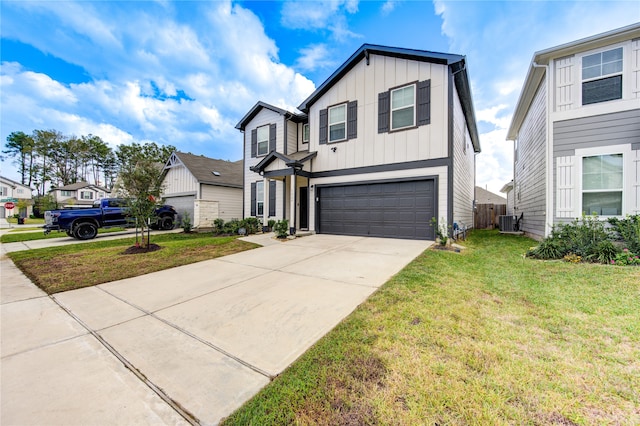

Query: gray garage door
left=163, top=195, right=194, bottom=225
left=317, top=179, right=436, bottom=240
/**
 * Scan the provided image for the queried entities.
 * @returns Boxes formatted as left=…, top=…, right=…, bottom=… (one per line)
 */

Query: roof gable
left=235, top=101, right=306, bottom=131
left=54, top=181, right=109, bottom=192
left=165, top=152, right=242, bottom=188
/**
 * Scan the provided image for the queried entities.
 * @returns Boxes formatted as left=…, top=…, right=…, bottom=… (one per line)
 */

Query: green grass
left=8, top=233, right=259, bottom=294
left=221, top=230, right=640, bottom=426
left=5, top=217, right=45, bottom=225
left=1, top=227, right=128, bottom=243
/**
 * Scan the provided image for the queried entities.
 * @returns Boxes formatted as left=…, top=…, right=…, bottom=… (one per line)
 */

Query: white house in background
left=507, top=23, right=640, bottom=239
left=236, top=44, right=480, bottom=240
left=161, top=152, right=243, bottom=228
left=0, top=176, right=34, bottom=218
left=49, top=181, right=110, bottom=207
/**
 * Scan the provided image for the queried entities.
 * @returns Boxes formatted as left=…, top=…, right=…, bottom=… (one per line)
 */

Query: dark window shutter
left=251, top=129, right=257, bottom=158
left=347, top=100, right=357, bottom=139
left=250, top=182, right=257, bottom=216
left=319, top=109, right=328, bottom=145
left=378, top=91, right=390, bottom=133
left=269, top=124, right=276, bottom=152
left=417, top=80, right=431, bottom=126
left=268, top=180, right=276, bottom=216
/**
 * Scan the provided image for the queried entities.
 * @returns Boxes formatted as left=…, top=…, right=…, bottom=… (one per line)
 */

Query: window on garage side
left=582, top=47, right=623, bottom=105
left=328, top=104, right=347, bottom=142
left=582, top=153, right=623, bottom=216
left=303, top=123, right=309, bottom=143
left=257, top=125, right=269, bottom=156
left=391, top=84, right=415, bottom=130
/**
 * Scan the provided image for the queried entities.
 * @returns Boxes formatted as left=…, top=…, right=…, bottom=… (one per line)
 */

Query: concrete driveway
left=1, top=233, right=431, bottom=425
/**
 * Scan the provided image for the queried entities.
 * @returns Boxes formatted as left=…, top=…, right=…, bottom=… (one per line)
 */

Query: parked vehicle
left=44, top=198, right=178, bottom=240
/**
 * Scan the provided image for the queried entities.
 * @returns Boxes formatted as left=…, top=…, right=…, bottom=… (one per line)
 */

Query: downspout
left=532, top=61, right=552, bottom=237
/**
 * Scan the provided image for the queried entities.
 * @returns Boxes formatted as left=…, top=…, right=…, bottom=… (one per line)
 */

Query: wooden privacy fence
left=474, top=203, right=506, bottom=229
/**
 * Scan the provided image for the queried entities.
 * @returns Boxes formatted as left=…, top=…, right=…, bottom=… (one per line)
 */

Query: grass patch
left=221, top=230, right=640, bottom=426
left=8, top=233, right=259, bottom=294
left=6, top=217, right=45, bottom=225
left=1, top=227, right=128, bottom=243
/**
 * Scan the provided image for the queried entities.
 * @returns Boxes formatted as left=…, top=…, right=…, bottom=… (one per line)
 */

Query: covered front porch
left=250, top=151, right=316, bottom=234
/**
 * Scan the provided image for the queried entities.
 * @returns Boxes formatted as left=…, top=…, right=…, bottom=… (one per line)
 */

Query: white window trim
left=577, top=42, right=626, bottom=106
left=257, top=125, right=269, bottom=157
left=390, top=83, right=416, bottom=131
left=302, top=123, right=309, bottom=144
left=328, top=103, right=347, bottom=143
left=256, top=181, right=264, bottom=216
left=80, top=191, right=94, bottom=200
left=575, top=144, right=632, bottom=218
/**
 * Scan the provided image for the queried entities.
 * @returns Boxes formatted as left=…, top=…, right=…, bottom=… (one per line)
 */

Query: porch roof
left=250, top=151, right=317, bottom=175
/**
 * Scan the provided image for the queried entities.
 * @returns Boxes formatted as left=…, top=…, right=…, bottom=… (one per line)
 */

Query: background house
left=0, top=176, right=34, bottom=218
left=474, top=186, right=507, bottom=229
left=507, top=23, right=640, bottom=239
left=500, top=180, right=515, bottom=215
left=237, top=44, right=480, bottom=240
left=161, top=152, right=243, bottom=228
left=49, top=181, right=110, bottom=207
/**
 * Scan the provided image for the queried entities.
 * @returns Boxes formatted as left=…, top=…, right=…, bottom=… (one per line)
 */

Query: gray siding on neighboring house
left=514, top=80, right=547, bottom=239
left=553, top=109, right=640, bottom=157
left=452, top=87, right=475, bottom=228
left=286, top=119, right=297, bottom=155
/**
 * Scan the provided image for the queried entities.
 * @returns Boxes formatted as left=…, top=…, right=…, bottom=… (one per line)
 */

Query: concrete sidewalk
left=1, top=233, right=431, bottom=425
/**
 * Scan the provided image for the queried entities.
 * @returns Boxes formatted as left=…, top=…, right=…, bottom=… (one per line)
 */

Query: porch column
left=262, top=176, right=269, bottom=232
left=289, top=174, right=296, bottom=234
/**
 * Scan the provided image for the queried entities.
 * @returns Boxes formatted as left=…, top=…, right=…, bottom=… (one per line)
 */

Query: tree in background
left=2, top=131, right=36, bottom=186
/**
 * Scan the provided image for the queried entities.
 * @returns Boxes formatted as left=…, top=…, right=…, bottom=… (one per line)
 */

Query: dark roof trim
left=298, top=44, right=465, bottom=113
left=451, top=59, right=481, bottom=153
left=250, top=151, right=317, bottom=174
left=235, top=101, right=307, bottom=131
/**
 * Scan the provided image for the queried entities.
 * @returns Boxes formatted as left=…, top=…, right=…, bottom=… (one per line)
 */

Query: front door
left=299, top=186, right=308, bottom=229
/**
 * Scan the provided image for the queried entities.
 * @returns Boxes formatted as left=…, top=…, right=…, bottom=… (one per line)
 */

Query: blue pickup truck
left=44, top=198, right=178, bottom=240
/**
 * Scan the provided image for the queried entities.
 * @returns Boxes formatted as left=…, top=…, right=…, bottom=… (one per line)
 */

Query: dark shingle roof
left=55, top=181, right=109, bottom=192
left=173, top=152, right=243, bottom=188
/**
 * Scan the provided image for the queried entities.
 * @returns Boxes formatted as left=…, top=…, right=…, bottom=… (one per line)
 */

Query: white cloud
left=280, top=0, right=360, bottom=41
left=295, top=44, right=337, bottom=72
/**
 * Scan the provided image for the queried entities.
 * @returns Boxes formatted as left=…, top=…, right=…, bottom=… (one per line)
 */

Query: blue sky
left=1, top=1, right=638, bottom=193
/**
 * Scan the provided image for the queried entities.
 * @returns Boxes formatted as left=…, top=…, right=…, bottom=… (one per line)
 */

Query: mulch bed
left=122, top=243, right=162, bottom=254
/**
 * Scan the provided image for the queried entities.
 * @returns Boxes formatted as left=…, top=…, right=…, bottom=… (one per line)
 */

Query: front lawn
left=1, top=227, right=128, bottom=243
left=221, top=230, right=640, bottom=425
left=8, top=233, right=259, bottom=294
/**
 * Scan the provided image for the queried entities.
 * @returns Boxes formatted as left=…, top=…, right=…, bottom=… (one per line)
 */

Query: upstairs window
left=391, top=84, right=416, bottom=130
left=257, top=125, right=269, bottom=156
left=0, top=186, right=7, bottom=196
left=303, top=124, right=309, bottom=143
left=582, top=154, right=623, bottom=216
left=61, top=190, right=72, bottom=197
left=80, top=191, right=94, bottom=200
left=582, top=47, right=623, bottom=105
left=328, top=104, right=347, bottom=142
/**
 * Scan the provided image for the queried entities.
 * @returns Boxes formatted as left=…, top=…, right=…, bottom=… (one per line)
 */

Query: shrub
left=589, top=240, right=618, bottom=264
left=181, top=212, right=192, bottom=232
left=223, top=218, right=242, bottom=235
left=431, top=217, right=449, bottom=246
left=273, top=219, right=289, bottom=239
left=611, top=248, right=640, bottom=266
left=608, top=215, right=640, bottom=254
left=267, top=219, right=276, bottom=230
left=529, top=239, right=563, bottom=260
left=241, top=217, right=260, bottom=235
left=563, top=253, right=582, bottom=263
left=213, top=218, right=225, bottom=234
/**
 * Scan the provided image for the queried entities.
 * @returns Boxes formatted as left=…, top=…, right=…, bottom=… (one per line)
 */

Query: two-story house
left=0, top=176, right=34, bottom=218
left=50, top=181, right=111, bottom=207
left=507, top=23, right=640, bottom=239
left=237, top=44, right=480, bottom=240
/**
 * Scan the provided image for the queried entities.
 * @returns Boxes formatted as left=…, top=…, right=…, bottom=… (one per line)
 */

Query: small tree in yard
left=115, top=159, right=164, bottom=249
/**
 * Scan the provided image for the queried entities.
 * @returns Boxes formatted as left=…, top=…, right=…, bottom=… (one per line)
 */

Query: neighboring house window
left=0, top=186, right=7, bottom=196
left=98, top=192, right=105, bottom=198
left=328, top=104, right=347, bottom=142
left=581, top=47, right=623, bottom=105
left=378, top=80, right=430, bottom=133
left=61, top=190, right=72, bottom=197
left=256, top=181, right=264, bottom=216
left=303, top=124, right=309, bottom=143
left=391, top=84, right=416, bottom=130
left=257, top=125, right=269, bottom=156
left=582, top=154, right=623, bottom=216
left=17, top=188, right=24, bottom=194
left=80, top=191, right=94, bottom=200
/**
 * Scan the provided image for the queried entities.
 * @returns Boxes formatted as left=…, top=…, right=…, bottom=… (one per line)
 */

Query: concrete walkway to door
left=1, top=234, right=432, bottom=425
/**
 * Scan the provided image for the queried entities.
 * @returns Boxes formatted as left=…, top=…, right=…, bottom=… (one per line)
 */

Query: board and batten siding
left=163, top=165, right=198, bottom=196
left=632, top=38, right=640, bottom=99
left=633, top=148, right=640, bottom=214
left=554, top=55, right=574, bottom=112
left=286, top=118, right=298, bottom=155
left=200, top=184, right=242, bottom=222
left=243, top=108, right=285, bottom=218
left=452, top=86, right=475, bottom=227
left=514, top=80, right=547, bottom=239
left=307, top=53, right=449, bottom=173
